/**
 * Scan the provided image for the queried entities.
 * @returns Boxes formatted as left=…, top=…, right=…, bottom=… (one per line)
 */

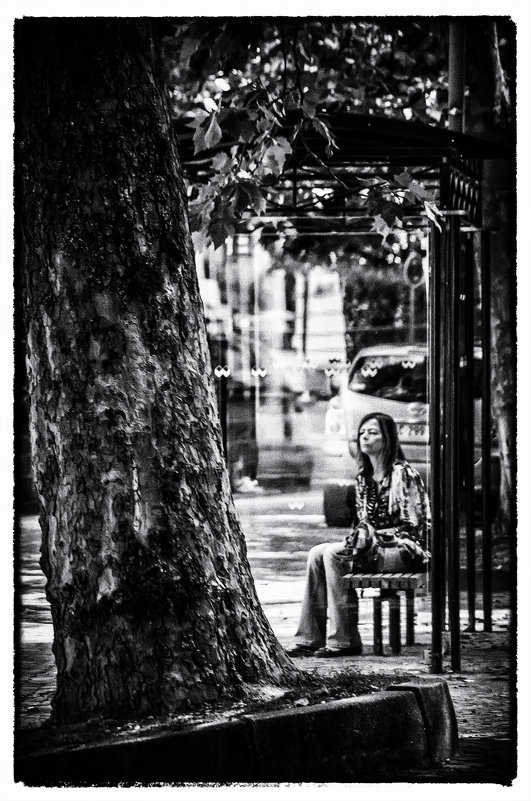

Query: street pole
left=429, top=221, right=444, bottom=674
left=409, top=284, right=416, bottom=343
left=448, top=21, right=466, bottom=133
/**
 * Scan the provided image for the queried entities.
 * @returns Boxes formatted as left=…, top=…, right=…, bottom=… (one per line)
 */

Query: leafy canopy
left=165, top=19, right=451, bottom=249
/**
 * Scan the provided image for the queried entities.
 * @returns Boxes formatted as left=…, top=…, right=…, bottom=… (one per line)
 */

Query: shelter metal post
left=429, top=221, right=444, bottom=674
left=446, top=214, right=461, bottom=673
left=463, top=230, right=476, bottom=631
left=481, top=230, right=493, bottom=631
left=448, top=21, right=466, bottom=133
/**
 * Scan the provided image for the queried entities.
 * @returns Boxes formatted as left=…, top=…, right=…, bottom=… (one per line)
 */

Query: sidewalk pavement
left=262, top=586, right=516, bottom=783
left=18, top=580, right=515, bottom=783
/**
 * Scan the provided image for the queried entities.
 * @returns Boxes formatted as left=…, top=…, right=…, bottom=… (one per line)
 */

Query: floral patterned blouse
left=347, top=459, right=431, bottom=553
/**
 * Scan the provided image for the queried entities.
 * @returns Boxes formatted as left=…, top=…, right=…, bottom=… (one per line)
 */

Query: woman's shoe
left=286, top=644, right=319, bottom=657
left=314, top=645, right=363, bottom=658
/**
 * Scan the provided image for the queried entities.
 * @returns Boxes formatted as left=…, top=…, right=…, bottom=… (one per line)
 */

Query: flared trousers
left=294, top=541, right=362, bottom=650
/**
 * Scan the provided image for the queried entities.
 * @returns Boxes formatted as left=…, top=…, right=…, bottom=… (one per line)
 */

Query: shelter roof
left=293, top=113, right=514, bottom=163
left=175, top=111, right=514, bottom=173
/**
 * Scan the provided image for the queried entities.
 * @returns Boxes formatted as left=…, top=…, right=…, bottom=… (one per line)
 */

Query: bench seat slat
left=344, top=572, right=427, bottom=590
left=398, top=574, right=409, bottom=589
left=343, top=571, right=428, bottom=655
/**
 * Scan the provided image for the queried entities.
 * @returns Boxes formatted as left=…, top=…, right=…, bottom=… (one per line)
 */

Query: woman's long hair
left=356, top=412, right=405, bottom=477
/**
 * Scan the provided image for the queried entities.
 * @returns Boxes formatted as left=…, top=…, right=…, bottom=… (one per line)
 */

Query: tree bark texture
left=484, top=23, right=516, bottom=545
left=482, top=158, right=516, bottom=543
left=15, top=19, right=296, bottom=723
left=464, top=19, right=516, bottom=543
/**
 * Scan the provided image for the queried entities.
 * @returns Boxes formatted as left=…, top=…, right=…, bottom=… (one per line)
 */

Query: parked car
left=323, top=343, right=499, bottom=526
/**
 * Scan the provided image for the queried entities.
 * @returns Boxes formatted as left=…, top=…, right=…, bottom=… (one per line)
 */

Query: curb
left=387, top=678, right=459, bottom=764
left=243, top=689, right=429, bottom=782
left=16, top=679, right=457, bottom=785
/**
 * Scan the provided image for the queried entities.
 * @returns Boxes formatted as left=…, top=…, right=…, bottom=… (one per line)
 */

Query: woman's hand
left=349, top=520, right=374, bottom=554
left=355, top=528, right=367, bottom=551
left=342, top=530, right=355, bottom=551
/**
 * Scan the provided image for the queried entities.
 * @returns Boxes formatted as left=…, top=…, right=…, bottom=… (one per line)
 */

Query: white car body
left=324, top=344, right=432, bottom=481
left=322, top=341, right=496, bottom=519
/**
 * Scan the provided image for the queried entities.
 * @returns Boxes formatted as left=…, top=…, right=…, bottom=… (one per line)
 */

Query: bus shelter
left=178, top=112, right=514, bottom=673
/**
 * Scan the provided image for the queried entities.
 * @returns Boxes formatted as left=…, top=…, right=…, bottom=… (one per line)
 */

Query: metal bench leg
left=373, top=597, right=383, bottom=655
left=406, top=588, right=415, bottom=646
left=389, top=595, right=401, bottom=655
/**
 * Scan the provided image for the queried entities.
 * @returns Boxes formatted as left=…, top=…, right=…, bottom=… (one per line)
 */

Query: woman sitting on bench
left=288, top=412, right=431, bottom=659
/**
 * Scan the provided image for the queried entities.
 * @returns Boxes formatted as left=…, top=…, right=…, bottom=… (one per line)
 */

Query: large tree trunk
left=484, top=23, right=516, bottom=548
left=15, top=18, right=296, bottom=724
left=466, top=20, right=516, bottom=546
left=483, top=158, right=516, bottom=546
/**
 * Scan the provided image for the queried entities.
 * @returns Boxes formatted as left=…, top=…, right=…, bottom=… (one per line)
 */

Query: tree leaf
left=257, top=99, right=282, bottom=124
left=191, top=228, right=209, bottom=253
left=290, top=120, right=303, bottom=144
left=261, top=137, right=293, bottom=176
left=237, top=116, right=259, bottom=143
left=192, top=125, right=207, bottom=154
left=186, top=109, right=209, bottom=130
left=424, top=200, right=442, bottom=231
left=310, top=117, right=337, bottom=155
left=221, top=108, right=258, bottom=143
left=405, top=179, right=434, bottom=202
left=371, top=214, right=392, bottom=240
left=356, top=176, right=386, bottom=188
left=394, top=170, right=412, bottom=188
left=207, top=194, right=237, bottom=249
left=203, top=114, right=223, bottom=150
left=302, top=96, right=318, bottom=118
left=212, top=152, right=232, bottom=173
left=209, top=210, right=236, bottom=249
left=296, top=41, right=314, bottom=66
left=235, top=180, right=267, bottom=215
left=380, top=201, right=403, bottom=226
left=179, top=37, right=202, bottom=67
left=193, top=112, right=224, bottom=154
left=188, top=193, right=215, bottom=232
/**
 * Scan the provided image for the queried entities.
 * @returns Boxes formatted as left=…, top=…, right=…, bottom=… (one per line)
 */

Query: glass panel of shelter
left=197, top=218, right=491, bottom=669
left=181, top=116, right=499, bottom=670
left=196, top=225, right=433, bottom=646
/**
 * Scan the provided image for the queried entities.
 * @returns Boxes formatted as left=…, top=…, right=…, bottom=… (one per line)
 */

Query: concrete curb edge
left=387, top=678, right=459, bottom=764
left=15, top=678, right=457, bottom=785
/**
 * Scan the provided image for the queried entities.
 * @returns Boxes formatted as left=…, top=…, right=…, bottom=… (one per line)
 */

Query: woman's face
left=358, top=418, right=384, bottom=458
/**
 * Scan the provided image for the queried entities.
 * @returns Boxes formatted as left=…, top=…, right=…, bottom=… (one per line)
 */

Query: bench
left=344, top=572, right=428, bottom=655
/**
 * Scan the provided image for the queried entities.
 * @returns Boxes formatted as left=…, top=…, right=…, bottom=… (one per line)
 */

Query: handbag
left=351, top=524, right=429, bottom=572
left=375, top=529, right=404, bottom=571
